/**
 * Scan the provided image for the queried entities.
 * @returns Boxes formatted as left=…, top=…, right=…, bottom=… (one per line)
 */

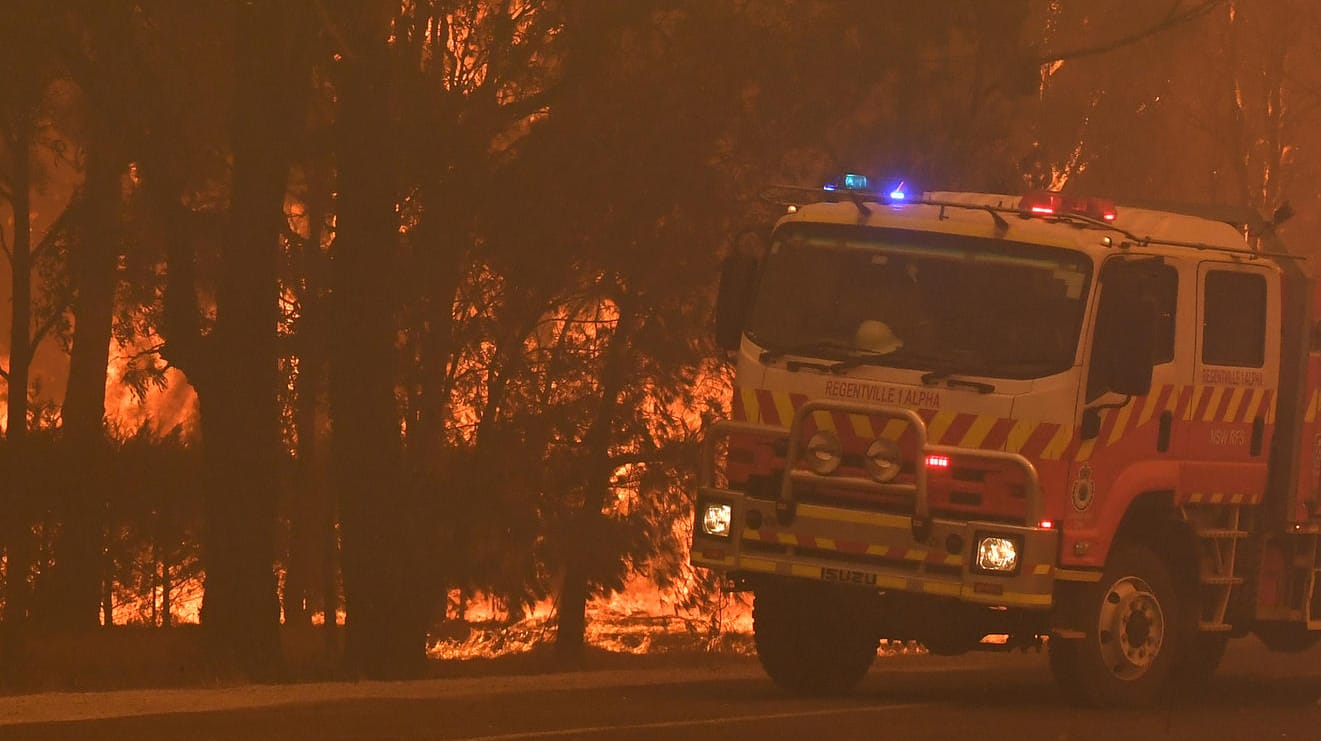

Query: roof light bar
left=1019, top=191, right=1118, bottom=223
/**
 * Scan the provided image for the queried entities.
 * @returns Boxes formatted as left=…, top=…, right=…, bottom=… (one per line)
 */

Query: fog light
left=805, top=430, right=842, bottom=475
left=864, top=438, right=902, bottom=482
left=974, top=534, right=1021, bottom=574
left=702, top=503, right=733, bottom=537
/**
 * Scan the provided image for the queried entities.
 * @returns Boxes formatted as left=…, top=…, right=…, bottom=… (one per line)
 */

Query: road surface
left=5, top=639, right=1321, bottom=740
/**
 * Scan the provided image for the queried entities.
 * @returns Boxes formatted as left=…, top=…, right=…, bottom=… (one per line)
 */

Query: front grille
left=741, top=538, right=964, bottom=577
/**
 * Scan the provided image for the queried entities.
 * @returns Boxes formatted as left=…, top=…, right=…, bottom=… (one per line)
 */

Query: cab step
left=1196, top=529, right=1249, bottom=539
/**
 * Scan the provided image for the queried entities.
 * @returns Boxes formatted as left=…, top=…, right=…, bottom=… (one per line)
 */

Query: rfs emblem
left=1071, top=464, right=1095, bottom=512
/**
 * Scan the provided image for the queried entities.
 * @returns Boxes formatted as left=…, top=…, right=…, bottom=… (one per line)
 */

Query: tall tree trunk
left=555, top=296, right=635, bottom=664
left=285, top=160, right=331, bottom=631
left=1, top=117, right=34, bottom=681
left=44, top=122, right=122, bottom=631
left=331, top=0, right=427, bottom=678
left=198, top=0, right=310, bottom=676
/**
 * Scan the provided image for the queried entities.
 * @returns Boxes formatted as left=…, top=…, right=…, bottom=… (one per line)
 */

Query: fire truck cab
left=692, top=177, right=1319, bottom=706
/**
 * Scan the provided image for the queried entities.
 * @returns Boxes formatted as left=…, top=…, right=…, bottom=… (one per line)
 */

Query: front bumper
left=693, top=491, right=1058, bottom=608
left=691, top=400, right=1060, bottom=610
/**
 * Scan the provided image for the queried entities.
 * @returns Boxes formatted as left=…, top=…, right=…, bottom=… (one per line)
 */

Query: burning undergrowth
left=425, top=585, right=929, bottom=661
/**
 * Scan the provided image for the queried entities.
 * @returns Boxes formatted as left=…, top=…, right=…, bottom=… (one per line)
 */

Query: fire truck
left=691, top=175, right=1319, bottom=706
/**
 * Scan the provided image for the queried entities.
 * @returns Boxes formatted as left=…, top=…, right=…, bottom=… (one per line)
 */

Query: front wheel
left=753, top=581, right=879, bottom=696
left=1049, top=543, right=1182, bottom=707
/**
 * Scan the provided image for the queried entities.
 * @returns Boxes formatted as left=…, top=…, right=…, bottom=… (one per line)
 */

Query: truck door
left=1185, top=262, right=1280, bottom=502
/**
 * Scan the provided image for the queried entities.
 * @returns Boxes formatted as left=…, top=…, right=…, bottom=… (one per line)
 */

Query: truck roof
left=779, top=190, right=1262, bottom=262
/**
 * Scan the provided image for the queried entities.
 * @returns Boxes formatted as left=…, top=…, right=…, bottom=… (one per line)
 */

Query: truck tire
left=753, top=582, right=879, bottom=695
left=1049, top=543, right=1181, bottom=707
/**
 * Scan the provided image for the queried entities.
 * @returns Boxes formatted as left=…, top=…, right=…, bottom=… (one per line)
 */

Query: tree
left=0, top=0, right=80, bottom=678
left=41, top=1, right=141, bottom=632
left=328, top=0, right=427, bottom=678
left=193, top=0, right=314, bottom=675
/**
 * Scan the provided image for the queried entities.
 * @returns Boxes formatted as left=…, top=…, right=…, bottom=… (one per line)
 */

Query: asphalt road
left=6, top=640, right=1321, bottom=740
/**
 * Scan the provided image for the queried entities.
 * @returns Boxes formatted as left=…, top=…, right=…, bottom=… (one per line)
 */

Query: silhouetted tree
left=328, top=0, right=427, bottom=678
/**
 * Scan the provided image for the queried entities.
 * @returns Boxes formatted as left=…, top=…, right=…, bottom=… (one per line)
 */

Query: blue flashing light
left=888, top=180, right=907, bottom=201
left=822, top=183, right=837, bottom=191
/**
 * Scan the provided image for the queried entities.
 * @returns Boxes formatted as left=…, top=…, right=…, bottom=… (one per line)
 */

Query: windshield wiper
left=759, top=339, right=869, bottom=364
left=921, top=370, right=996, bottom=394
left=827, top=350, right=901, bottom=373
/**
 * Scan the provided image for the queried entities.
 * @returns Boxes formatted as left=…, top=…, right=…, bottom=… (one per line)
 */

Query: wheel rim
left=1096, top=575, right=1165, bottom=681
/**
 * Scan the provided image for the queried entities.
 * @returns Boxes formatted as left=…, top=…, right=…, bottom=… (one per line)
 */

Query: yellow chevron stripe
left=776, top=533, right=798, bottom=545
left=1165, top=384, right=1184, bottom=416
left=1075, top=437, right=1097, bottom=462
left=789, top=563, right=819, bottom=579
left=1307, top=389, right=1321, bottom=424
left=796, top=503, right=913, bottom=530
left=1202, top=386, right=1225, bottom=422
left=957, top=585, right=1052, bottom=606
left=740, top=387, right=760, bottom=423
left=1056, top=568, right=1103, bottom=582
left=1107, top=401, right=1135, bottom=446
left=1041, top=424, right=1074, bottom=461
left=959, top=415, right=997, bottom=448
left=1222, top=386, right=1245, bottom=423
left=1268, top=395, right=1277, bottom=424
left=1245, top=387, right=1266, bottom=423
left=1185, top=386, right=1207, bottom=421
left=1004, top=420, right=1038, bottom=454
left=812, top=409, right=836, bottom=433
left=865, top=544, right=891, bottom=556
left=740, top=557, right=779, bottom=574
left=772, top=393, right=794, bottom=429
left=872, top=573, right=909, bottom=590
left=882, top=418, right=907, bottom=441
left=1138, top=388, right=1162, bottom=426
left=927, top=411, right=957, bottom=444
left=848, top=413, right=873, bottom=439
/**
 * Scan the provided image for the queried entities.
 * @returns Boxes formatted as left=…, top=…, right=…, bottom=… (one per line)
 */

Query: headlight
left=864, top=438, right=902, bottom=482
left=804, top=430, right=842, bottom=475
left=701, top=503, right=733, bottom=537
left=974, top=534, right=1021, bottom=574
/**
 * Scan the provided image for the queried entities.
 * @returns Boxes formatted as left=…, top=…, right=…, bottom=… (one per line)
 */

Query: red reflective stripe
left=981, top=418, right=1014, bottom=451
left=731, top=388, right=748, bottom=422
left=1018, top=422, right=1059, bottom=459
left=758, top=389, right=780, bottom=426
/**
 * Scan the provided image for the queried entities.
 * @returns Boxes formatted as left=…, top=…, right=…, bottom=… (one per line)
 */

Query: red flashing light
left=1038, top=519, right=1055, bottom=529
left=925, top=454, right=951, bottom=469
left=1019, top=192, right=1118, bottom=223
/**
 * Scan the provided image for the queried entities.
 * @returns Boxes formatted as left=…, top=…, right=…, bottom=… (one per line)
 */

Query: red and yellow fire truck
left=691, top=176, right=1319, bottom=705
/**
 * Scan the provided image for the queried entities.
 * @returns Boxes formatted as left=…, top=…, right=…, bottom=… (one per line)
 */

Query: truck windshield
left=746, top=223, right=1094, bottom=380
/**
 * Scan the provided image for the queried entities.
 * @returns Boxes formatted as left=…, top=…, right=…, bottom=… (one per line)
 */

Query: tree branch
left=1036, top=0, right=1225, bottom=65
left=30, top=196, right=81, bottom=264
left=30, top=309, right=66, bottom=355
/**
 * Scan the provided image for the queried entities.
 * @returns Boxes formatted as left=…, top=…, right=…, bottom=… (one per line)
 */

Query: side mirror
left=715, top=254, right=758, bottom=352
